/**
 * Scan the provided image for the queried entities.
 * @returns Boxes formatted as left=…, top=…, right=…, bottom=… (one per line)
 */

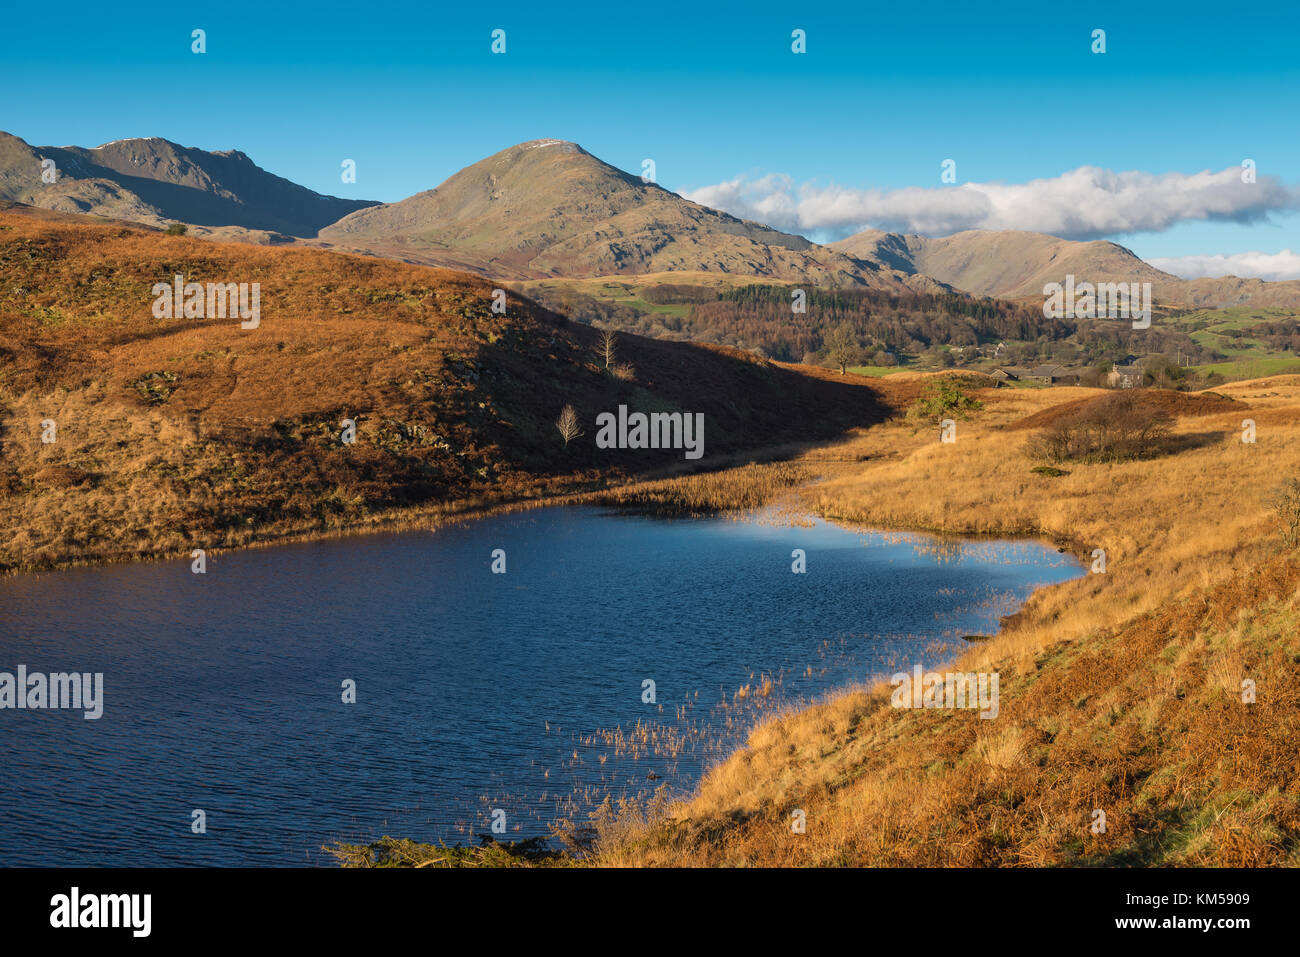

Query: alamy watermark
left=1043, top=274, right=1151, bottom=329
left=595, top=405, right=704, bottom=460
left=1, top=666, right=103, bottom=719
left=891, top=664, right=999, bottom=719
left=152, top=273, right=260, bottom=328
left=50, top=887, right=150, bottom=937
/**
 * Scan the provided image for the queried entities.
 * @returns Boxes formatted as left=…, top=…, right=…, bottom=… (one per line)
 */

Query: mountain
left=0, top=131, right=378, bottom=238
left=834, top=229, right=1177, bottom=298
left=17, top=129, right=1290, bottom=310
left=832, top=228, right=1300, bottom=308
left=317, top=139, right=944, bottom=291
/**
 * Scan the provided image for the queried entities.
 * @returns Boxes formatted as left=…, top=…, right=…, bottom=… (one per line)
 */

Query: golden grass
left=592, top=376, right=1300, bottom=866
left=803, top=380, right=1284, bottom=661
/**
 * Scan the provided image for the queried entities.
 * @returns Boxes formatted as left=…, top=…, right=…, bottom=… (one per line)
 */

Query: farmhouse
left=1108, top=364, right=1144, bottom=389
left=1027, top=364, right=1066, bottom=384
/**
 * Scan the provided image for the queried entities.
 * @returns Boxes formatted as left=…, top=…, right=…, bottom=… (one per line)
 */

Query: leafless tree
left=597, top=328, right=618, bottom=370
left=824, top=324, right=860, bottom=375
left=555, top=404, right=583, bottom=447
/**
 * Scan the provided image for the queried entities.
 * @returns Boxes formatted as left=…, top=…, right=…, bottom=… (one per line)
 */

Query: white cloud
left=682, top=166, right=1297, bottom=241
left=1148, top=249, right=1300, bottom=282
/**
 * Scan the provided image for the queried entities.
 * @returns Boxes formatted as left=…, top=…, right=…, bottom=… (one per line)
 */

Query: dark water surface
left=0, top=506, right=1080, bottom=865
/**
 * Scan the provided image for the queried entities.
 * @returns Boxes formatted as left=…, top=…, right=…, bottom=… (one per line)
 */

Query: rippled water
left=0, top=506, right=1080, bottom=865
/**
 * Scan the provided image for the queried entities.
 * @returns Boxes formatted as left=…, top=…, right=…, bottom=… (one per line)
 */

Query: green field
left=1166, top=306, right=1299, bottom=360
left=1191, top=356, right=1300, bottom=379
left=845, top=364, right=907, bottom=377
left=612, top=296, right=691, bottom=318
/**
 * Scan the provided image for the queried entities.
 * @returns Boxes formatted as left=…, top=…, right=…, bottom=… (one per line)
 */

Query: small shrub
left=1027, top=393, right=1172, bottom=464
left=164, top=223, right=188, bottom=236
left=132, top=370, right=179, bottom=405
left=1265, top=477, right=1300, bottom=547
left=555, top=403, right=583, bottom=447
left=908, top=378, right=983, bottom=425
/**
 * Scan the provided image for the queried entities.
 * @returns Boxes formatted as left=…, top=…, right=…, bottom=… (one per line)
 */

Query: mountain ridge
left=833, top=227, right=1300, bottom=308
left=0, top=131, right=378, bottom=238
left=7, top=128, right=1300, bottom=308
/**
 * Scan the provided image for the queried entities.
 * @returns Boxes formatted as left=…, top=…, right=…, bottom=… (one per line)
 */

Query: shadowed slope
left=0, top=206, right=896, bottom=571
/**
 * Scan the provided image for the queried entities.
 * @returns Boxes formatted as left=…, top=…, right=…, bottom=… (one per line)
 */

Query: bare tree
left=824, top=324, right=860, bottom=375
left=597, top=328, right=618, bottom=370
left=555, top=404, right=583, bottom=447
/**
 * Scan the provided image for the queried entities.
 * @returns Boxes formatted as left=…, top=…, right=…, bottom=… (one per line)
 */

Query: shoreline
left=579, top=376, right=1300, bottom=866
left=330, top=375, right=1300, bottom=865
left=317, top=495, right=1085, bottom=868
left=0, top=437, right=829, bottom=577
left=2, top=435, right=1090, bottom=579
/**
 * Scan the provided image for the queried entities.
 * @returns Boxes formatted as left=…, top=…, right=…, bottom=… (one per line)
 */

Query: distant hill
left=833, top=228, right=1300, bottom=309
left=317, top=140, right=945, bottom=292
left=0, top=131, right=378, bottom=238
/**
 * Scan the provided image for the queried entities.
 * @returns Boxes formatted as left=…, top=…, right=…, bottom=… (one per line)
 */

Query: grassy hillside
left=588, top=376, right=1300, bottom=865
left=832, top=227, right=1300, bottom=310
left=0, top=205, right=900, bottom=572
left=834, top=229, right=1178, bottom=300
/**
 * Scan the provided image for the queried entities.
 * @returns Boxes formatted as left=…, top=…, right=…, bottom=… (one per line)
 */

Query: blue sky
left=4, top=0, right=1298, bottom=275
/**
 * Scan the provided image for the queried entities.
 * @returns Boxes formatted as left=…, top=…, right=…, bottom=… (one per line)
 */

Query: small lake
left=0, top=506, right=1081, bottom=865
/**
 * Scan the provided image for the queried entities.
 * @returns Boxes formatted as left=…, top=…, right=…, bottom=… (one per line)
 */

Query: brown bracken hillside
left=0, top=204, right=899, bottom=571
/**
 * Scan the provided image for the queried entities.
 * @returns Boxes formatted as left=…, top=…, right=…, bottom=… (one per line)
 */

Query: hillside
left=596, top=376, right=1300, bottom=865
left=833, top=228, right=1300, bottom=309
left=0, top=204, right=900, bottom=572
left=0, top=131, right=377, bottom=237
left=316, top=140, right=944, bottom=291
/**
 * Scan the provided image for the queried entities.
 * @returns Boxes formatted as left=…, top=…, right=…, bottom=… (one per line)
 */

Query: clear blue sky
left=4, top=0, right=1297, bottom=266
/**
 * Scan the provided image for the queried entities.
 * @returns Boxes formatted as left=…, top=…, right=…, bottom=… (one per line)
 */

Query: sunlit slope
left=599, top=377, right=1300, bottom=865
left=318, top=140, right=944, bottom=290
